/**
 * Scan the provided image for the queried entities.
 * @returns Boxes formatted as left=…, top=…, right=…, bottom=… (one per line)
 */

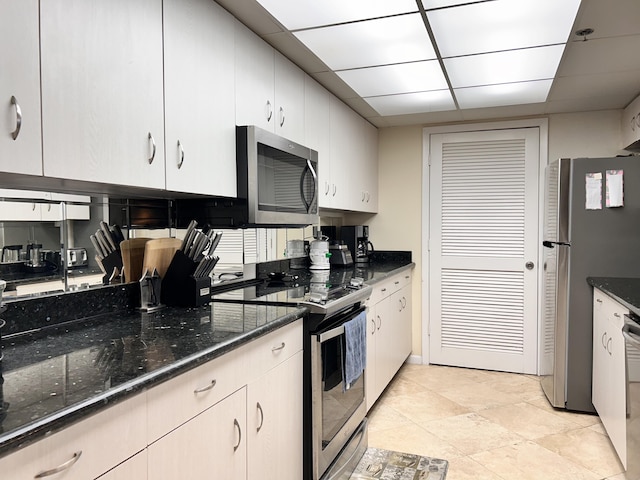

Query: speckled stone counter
left=0, top=301, right=305, bottom=457
left=587, top=277, right=640, bottom=316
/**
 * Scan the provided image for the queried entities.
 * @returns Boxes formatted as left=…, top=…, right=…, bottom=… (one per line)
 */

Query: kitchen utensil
left=90, top=234, right=106, bottom=259
left=209, top=231, right=223, bottom=254
left=100, top=221, right=118, bottom=252
left=180, top=220, right=198, bottom=253
left=143, top=238, right=182, bottom=278
left=193, top=255, right=219, bottom=278
left=188, top=232, right=209, bottom=260
left=95, top=230, right=112, bottom=255
left=120, top=238, right=150, bottom=283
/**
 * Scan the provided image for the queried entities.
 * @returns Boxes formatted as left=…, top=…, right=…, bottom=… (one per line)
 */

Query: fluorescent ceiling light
left=365, top=90, right=455, bottom=115
left=421, top=0, right=488, bottom=8
left=426, top=0, right=582, bottom=57
left=255, top=0, right=418, bottom=30
left=336, top=61, right=448, bottom=97
left=455, top=80, right=553, bottom=109
left=445, top=45, right=565, bottom=88
left=294, top=14, right=436, bottom=70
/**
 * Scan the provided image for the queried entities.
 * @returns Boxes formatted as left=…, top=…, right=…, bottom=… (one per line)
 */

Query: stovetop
left=212, top=269, right=372, bottom=316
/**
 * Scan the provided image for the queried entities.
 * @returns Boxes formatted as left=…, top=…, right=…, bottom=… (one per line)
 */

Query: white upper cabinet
left=40, top=0, right=165, bottom=189
left=235, top=21, right=276, bottom=132
left=0, top=0, right=42, bottom=176
left=274, top=52, right=305, bottom=144
left=359, top=119, right=379, bottom=213
left=163, top=0, right=236, bottom=197
left=304, top=76, right=331, bottom=203
left=235, top=22, right=306, bottom=145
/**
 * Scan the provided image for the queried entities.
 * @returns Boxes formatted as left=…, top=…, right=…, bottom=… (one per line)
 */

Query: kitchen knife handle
left=148, top=132, right=156, bottom=164
left=177, top=140, right=184, bottom=169
left=10, top=96, right=22, bottom=140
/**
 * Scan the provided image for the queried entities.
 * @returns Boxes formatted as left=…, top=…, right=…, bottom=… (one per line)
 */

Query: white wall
left=362, top=109, right=628, bottom=361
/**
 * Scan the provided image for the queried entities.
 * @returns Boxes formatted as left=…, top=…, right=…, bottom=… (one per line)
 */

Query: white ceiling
left=215, top=0, right=640, bottom=128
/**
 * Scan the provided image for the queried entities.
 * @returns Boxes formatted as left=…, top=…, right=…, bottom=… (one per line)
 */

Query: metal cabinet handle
left=394, top=281, right=400, bottom=285
left=607, top=337, right=612, bottom=355
left=325, top=181, right=330, bottom=195
left=614, top=313, right=621, bottom=318
left=193, top=379, right=216, bottom=394
left=35, top=451, right=82, bottom=478
left=148, top=132, right=156, bottom=164
left=332, top=184, right=337, bottom=197
left=596, top=298, right=603, bottom=303
left=177, top=140, right=184, bottom=169
left=361, top=191, right=366, bottom=202
left=398, top=299, right=403, bottom=311
left=256, top=402, right=264, bottom=432
left=381, top=288, right=387, bottom=293
left=265, top=100, right=273, bottom=122
left=402, top=297, right=407, bottom=308
left=371, top=318, right=376, bottom=334
left=10, top=96, right=22, bottom=140
left=272, top=342, right=285, bottom=352
left=233, top=419, right=242, bottom=452
left=32, top=202, right=37, bottom=211
left=366, top=192, right=370, bottom=202
left=376, top=315, right=381, bottom=330
left=279, top=106, right=285, bottom=127
left=602, top=332, right=607, bottom=349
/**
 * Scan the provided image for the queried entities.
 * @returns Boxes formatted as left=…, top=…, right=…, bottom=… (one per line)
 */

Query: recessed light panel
left=444, top=45, right=565, bottom=88
left=256, top=0, right=418, bottom=30
left=455, top=79, right=553, bottom=109
left=336, top=61, right=448, bottom=97
left=365, top=90, right=456, bottom=115
left=294, top=14, right=436, bottom=70
left=426, top=0, right=582, bottom=57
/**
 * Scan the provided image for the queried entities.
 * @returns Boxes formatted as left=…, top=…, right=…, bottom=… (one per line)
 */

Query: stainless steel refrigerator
left=541, top=156, right=640, bottom=413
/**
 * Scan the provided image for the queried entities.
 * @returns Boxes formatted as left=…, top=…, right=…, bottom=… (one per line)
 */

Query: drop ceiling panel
left=544, top=94, right=633, bottom=113
left=455, top=80, right=553, bottom=109
left=549, top=71, right=640, bottom=102
left=558, top=36, right=640, bottom=76
left=572, top=0, right=640, bottom=39
left=255, top=0, right=418, bottom=30
left=444, top=46, right=565, bottom=88
left=426, top=0, right=581, bottom=57
left=336, top=61, right=448, bottom=97
left=293, top=13, right=436, bottom=71
left=365, top=90, right=456, bottom=116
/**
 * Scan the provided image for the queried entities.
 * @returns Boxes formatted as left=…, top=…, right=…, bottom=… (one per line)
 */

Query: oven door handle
left=318, top=324, right=345, bottom=343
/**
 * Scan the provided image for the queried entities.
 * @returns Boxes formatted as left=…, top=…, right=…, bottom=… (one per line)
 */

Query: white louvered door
left=429, top=128, right=539, bottom=373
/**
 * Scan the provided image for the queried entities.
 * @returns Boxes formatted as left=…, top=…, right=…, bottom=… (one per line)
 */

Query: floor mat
left=351, top=447, right=448, bottom=479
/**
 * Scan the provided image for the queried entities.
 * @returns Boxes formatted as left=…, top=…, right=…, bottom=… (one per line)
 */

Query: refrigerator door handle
left=543, top=240, right=571, bottom=248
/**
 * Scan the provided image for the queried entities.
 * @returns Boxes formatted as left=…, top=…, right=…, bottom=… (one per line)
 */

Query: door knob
left=525, top=261, right=535, bottom=270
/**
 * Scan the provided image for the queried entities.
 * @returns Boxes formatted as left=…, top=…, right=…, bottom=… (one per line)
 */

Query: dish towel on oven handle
left=343, top=310, right=367, bottom=391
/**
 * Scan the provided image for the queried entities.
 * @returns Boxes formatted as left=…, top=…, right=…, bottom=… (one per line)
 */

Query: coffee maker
left=341, top=225, right=374, bottom=264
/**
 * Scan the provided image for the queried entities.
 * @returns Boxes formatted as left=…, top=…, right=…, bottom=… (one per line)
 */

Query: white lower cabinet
left=99, top=450, right=148, bottom=480
left=592, top=288, right=627, bottom=468
left=366, top=270, right=413, bottom=410
left=148, top=387, right=247, bottom=480
left=0, top=392, right=147, bottom=479
left=247, top=351, right=304, bottom=480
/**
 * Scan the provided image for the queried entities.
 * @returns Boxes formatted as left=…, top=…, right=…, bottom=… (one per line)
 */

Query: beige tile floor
left=367, top=363, right=628, bottom=480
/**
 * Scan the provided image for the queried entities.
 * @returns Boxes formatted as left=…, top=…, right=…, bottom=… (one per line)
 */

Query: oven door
left=310, top=307, right=367, bottom=480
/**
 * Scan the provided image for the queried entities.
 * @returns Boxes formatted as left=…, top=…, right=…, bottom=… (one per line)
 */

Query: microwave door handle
left=300, top=159, right=318, bottom=214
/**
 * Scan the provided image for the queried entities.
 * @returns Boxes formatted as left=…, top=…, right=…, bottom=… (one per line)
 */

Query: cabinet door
left=359, top=120, right=379, bottom=213
left=365, top=303, right=378, bottom=411
left=40, top=0, right=165, bottom=188
left=329, top=97, right=359, bottom=209
left=0, top=0, right=42, bottom=175
left=0, top=200, right=42, bottom=221
left=148, top=387, right=247, bottom=480
left=305, top=76, right=331, bottom=207
left=247, top=351, right=303, bottom=480
left=164, top=0, right=236, bottom=197
left=592, top=292, right=608, bottom=414
left=274, top=52, right=305, bottom=144
left=235, top=21, right=275, bottom=131
left=607, top=314, right=627, bottom=468
left=99, top=450, right=147, bottom=480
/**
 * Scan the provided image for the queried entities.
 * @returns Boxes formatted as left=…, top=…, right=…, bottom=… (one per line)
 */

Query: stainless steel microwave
left=236, top=125, right=319, bottom=227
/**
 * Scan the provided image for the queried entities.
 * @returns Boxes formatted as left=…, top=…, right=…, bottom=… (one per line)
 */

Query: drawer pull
left=272, top=342, right=285, bottom=352
left=233, top=419, right=242, bottom=451
left=193, top=379, right=216, bottom=394
left=614, top=313, right=621, bottom=318
left=596, top=298, right=603, bottom=303
left=394, top=281, right=400, bottom=285
left=35, top=451, right=82, bottom=478
left=10, top=96, right=22, bottom=140
left=256, top=402, right=264, bottom=432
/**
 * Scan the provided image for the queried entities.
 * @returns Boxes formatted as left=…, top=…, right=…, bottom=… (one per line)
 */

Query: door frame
left=421, top=118, right=549, bottom=374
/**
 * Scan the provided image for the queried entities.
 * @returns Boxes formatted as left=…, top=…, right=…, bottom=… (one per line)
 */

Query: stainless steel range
left=212, top=271, right=371, bottom=480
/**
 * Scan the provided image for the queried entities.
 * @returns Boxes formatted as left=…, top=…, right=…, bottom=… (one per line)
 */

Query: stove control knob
left=308, top=292, right=325, bottom=304
left=350, top=277, right=364, bottom=288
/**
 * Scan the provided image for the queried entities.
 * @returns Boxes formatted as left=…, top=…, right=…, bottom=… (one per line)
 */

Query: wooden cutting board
left=142, top=238, right=182, bottom=279
left=120, top=238, right=151, bottom=283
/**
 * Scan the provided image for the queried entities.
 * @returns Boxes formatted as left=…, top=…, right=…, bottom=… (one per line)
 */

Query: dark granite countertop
left=0, top=302, right=305, bottom=457
left=0, top=254, right=414, bottom=458
left=587, top=277, right=640, bottom=316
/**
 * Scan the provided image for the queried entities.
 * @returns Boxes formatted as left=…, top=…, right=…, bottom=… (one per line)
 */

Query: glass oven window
left=257, top=143, right=317, bottom=214
left=320, top=335, right=365, bottom=448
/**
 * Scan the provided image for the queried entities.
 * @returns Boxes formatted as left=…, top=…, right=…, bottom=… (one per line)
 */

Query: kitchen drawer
left=147, top=346, right=246, bottom=444
left=0, top=392, right=146, bottom=480
left=594, top=289, right=627, bottom=329
left=368, top=270, right=412, bottom=305
left=244, top=320, right=303, bottom=383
